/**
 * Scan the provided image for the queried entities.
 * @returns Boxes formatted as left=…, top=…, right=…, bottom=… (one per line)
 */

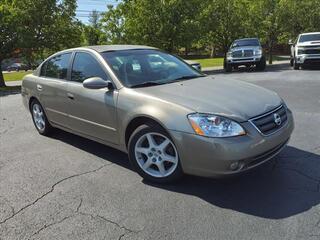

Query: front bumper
left=169, top=110, right=294, bottom=177
left=227, top=56, right=261, bottom=65
left=295, top=54, right=320, bottom=65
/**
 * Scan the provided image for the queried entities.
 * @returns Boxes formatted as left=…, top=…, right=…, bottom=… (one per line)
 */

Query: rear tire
left=128, top=124, right=183, bottom=183
left=293, top=58, right=300, bottom=70
left=30, top=99, right=53, bottom=136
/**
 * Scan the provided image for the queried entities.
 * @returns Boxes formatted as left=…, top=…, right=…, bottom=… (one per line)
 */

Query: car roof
left=234, top=38, right=259, bottom=42
left=85, top=45, right=157, bottom=53
left=300, top=32, right=320, bottom=36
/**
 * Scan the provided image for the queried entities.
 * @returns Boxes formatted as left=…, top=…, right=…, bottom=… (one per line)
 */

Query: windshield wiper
left=131, top=75, right=205, bottom=88
left=171, top=75, right=205, bottom=81
left=131, top=81, right=164, bottom=88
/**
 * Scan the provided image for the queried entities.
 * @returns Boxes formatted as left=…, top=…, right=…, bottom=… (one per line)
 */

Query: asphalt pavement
left=0, top=64, right=320, bottom=240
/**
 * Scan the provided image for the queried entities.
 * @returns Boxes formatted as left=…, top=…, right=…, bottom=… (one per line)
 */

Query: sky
left=76, top=0, right=120, bottom=24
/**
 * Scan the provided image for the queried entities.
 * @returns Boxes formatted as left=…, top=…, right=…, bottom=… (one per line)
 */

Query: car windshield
left=101, top=50, right=203, bottom=88
left=231, top=39, right=260, bottom=48
left=299, top=34, right=320, bottom=43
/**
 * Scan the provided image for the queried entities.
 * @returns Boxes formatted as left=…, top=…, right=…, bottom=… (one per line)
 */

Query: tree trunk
left=210, top=45, right=215, bottom=58
left=0, top=60, right=6, bottom=87
left=185, top=47, right=189, bottom=57
left=268, top=40, right=273, bottom=65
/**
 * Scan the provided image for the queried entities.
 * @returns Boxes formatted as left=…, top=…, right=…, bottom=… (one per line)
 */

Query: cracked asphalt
left=1, top=64, right=320, bottom=240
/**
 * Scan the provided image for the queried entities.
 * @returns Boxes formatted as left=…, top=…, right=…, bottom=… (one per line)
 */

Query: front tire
left=224, top=59, right=232, bottom=72
left=128, top=124, right=183, bottom=183
left=256, top=56, right=266, bottom=71
left=30, top=100, right=53, bottom=136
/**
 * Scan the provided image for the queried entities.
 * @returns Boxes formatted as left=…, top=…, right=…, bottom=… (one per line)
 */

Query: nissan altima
left=22, top=45, right=294, bottom=183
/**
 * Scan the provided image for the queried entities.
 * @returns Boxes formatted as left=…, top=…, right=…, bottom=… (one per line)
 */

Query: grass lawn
left=192, top=58, right=224, bottom=68
left=271, top=55, right=290, bottom=61
left=191, top=55, right=289, bottom=68
left=3, top=71, right=33, bottom=82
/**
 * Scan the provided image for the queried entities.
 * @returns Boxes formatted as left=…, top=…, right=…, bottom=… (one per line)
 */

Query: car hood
left=135, top=76, right=282, bottom=122
left=230, top=46, right=261, bottom=52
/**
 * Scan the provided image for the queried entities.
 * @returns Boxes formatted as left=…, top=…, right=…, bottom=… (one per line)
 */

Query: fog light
left=230, top=161, right=240, bottom=171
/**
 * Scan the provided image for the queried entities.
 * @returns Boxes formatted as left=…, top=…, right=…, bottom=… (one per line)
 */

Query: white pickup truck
left=290, top=32, right=320, bottom=70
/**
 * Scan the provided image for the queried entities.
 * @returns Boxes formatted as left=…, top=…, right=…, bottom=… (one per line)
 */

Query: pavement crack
left=78, top=211, right=140, bottom=239
left=28, top=215, right=73, bottom=240
left=97, top=215, right=136, bottom=234
left=76, top=198, right=83, bottom=212
left=118, top=233, right=126, bottom=240
left=0, top=196, right=15, bottom=222
left=0, top=164, right=110, bottom=226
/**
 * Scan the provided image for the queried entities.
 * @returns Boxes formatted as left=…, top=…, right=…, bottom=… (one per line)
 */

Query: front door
left=66, top=52, right=119, bottom=144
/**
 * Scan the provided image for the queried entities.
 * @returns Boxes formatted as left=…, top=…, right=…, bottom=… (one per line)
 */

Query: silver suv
left=289, top=32, right=320, bottom=70
left=224, top=38, right=266, bottom=72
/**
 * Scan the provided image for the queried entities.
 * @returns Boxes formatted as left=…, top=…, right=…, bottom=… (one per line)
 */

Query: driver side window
left=71, top=52, right=108, bottom=83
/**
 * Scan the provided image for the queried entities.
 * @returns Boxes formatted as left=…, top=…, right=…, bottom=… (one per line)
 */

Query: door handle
left=67, top=93, right=74, bottom=100
left=37, top=84, right=43, bottom=91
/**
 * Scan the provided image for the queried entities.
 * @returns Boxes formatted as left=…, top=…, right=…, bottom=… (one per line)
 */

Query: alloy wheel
left=134, top=132, right=179, bottom=178
left=32, top=103, right=45, bottom=131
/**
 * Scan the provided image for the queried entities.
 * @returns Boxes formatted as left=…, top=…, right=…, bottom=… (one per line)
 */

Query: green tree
left=0, top=0, right=20, bottom=87
left=83, top=10, right=103, bottom=45
left=199, top=0, right=253, bottom=56
left=100, top=4, right=127, bottom=44
left=278, top=0, right=320, bottom=42
left=0, top=0, right=81, bottom=87
left=100, top=0, right=202, bottom=53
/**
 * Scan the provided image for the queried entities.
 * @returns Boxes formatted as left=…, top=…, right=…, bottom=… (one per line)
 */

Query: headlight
left=254, top=49, right=262, bottom=56
left=227, top=52, right=232, bottom=58
left=297, top=47, right=305, bottom=55
left=188, top=113, right=246, bottom=137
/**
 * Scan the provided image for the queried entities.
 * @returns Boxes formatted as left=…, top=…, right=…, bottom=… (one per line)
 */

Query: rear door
left=65, top=51, right=119, bottom=144
left=37, top=52, right=72, bottom=126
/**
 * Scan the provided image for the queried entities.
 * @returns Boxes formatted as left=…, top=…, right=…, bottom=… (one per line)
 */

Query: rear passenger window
left=71, top=52, right=108, bottom=83
left=41, top=53, right=71, bottom=80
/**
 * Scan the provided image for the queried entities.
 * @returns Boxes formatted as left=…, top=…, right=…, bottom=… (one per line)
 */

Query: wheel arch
left=124, top=115, right=169, bottom=148
left=28, top=96, right=39, bottom=111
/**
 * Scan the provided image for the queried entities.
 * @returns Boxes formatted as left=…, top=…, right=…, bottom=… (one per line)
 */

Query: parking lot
left=0, top=64, right=320, bottom=240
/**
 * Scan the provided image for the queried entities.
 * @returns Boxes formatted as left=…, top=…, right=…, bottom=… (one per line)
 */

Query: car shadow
left=301, top=65, right=320, bottom=71
left=0, top=86, right=21, bottom=97
left=50, top=129, right=320, bottom=220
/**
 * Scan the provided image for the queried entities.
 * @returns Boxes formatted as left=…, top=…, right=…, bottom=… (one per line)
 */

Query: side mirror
left=83, top=77, right=114, bottom=90
left=288, top=39, right=293, bottom=45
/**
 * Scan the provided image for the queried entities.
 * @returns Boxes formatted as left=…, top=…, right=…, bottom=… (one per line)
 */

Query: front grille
left=304, top=49, right=320, bottom=54
left=243, top=50, right=253, bottom=57
left=250, top=105, right=287, bottom=135
left=232, top=50, right=242, bottom=58
left=232, top=50, right=254, bottom=58
left=304, top=45, right=320, bottom=48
